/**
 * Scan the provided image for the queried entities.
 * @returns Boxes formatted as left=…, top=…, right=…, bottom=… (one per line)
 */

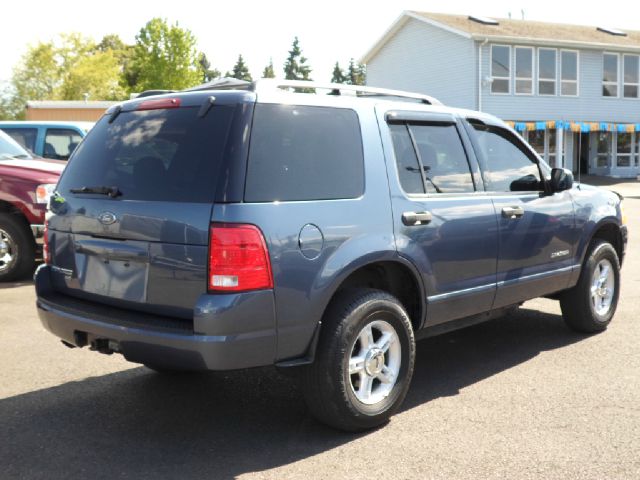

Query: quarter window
left=623, top=55, right=639, bottom=98
left=603, top=53, right=619, bottom=97
left=560, top=51, right=578, bottom=96
left=538, top=48, right=557, bottom=95
left=515, top=47, right=533, bottom=94
left=245, top=104, right=364, bottom=202
left=491, top=45, right=511, bottom=94
left=471, top=124, right=541, bottom=192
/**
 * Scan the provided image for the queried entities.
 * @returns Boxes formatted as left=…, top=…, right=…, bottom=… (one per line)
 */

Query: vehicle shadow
left=0, top=307, right=586, bottom=479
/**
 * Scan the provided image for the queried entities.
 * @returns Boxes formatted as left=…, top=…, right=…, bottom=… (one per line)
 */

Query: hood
left=0, top=158, right=64, bottom=184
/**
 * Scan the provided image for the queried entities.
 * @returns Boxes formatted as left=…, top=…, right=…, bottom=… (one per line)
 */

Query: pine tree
left=262, top=59, right=275, bottom=78
left=199, top=53, right=220, bottom=82
left=346, top=58, right=366, bottom=86
left=283, top=37, right=312, bottom=81
left=331, top=62, right=346, bottom=83
left=231, top=54, right=252, bottom=81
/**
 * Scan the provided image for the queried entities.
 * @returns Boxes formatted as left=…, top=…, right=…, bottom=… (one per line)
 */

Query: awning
left=505, top=121, right=640, bottom=133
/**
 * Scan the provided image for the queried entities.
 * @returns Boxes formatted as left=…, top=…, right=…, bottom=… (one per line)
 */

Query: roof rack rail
left=185, top=78, right=442, bottom=105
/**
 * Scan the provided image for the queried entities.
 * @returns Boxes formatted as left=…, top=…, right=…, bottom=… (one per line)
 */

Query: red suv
left=0, top=130, right=63, bottom=280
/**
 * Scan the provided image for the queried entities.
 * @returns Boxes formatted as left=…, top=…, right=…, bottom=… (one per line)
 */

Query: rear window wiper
left=69, top=186, right=122, bottom=198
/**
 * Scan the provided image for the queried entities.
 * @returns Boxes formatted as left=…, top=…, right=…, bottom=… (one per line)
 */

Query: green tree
left=230, top=54, right=252, bottom=81
left=346, top=58, right=366, bottom=86
left=130, top=18, right=202, bottom=91
left=331, top=61, right=346, bottom=83
left=283, top=37, right=312, bottom=81
left=199, top=53, right=220, bottom=82
left=262, top=59, right=275, bottom=79
left=61, top=49, right=127, bottom=100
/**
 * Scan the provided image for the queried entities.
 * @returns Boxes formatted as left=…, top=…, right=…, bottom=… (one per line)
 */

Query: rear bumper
left=34, top=265, right=277, bottom=371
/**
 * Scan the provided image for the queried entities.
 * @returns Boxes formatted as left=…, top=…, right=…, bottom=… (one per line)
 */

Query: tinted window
left=57, top=106, right=235, bottom=203
left=0, top=130, right=32, bottom=159
left=389, top=124, right=424, bottom=194
left=245, top=104, right=364, bottom=202
left=2, top=128, right=37, bottom=152
left=409, top=124, right=474, bottom=194
left=471, top=124, right=541, bottom=192
left=44, top=128, right=83, bottom=160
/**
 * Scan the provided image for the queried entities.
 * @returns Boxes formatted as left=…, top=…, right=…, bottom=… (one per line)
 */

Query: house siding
left=480, top=44, right=640, bottom=123
left=366, top=19, right=477, bottom=110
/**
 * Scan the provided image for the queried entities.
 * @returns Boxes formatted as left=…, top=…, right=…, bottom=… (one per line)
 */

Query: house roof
left=26, top=101, right=119, bottom=110
left=362, top=11, right=640, bottom=63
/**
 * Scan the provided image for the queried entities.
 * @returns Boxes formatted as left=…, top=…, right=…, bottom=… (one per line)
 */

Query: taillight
left=43, top=221, right=50, bottom=265
left=136, top=98, right=181, bottom=111
left=208, top=223, right=273, bottom=292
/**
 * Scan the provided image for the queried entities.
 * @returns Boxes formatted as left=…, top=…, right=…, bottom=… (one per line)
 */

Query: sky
left=3, top=0, right=640, bottom=87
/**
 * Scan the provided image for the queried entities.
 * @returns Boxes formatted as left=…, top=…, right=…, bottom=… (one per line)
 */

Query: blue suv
left=35, top=80, right=627, bottom=431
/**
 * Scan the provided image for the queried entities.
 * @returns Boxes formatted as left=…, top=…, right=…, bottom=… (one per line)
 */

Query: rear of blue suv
left=35, top=81, right=627, bottom=431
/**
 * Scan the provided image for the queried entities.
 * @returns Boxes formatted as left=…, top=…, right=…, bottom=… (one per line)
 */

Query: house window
left=597, top=132, right=611, bottom=167
left=491, top=45, right=510, bottom=94
left=560, top=51, right=578, bottom=96
left=603, top=53, right=619, bottom=97
left=617, top=132, right=632, bottom=167
left=548, top=129, right=557, bottom=167
left=515, top=47, right=533, bottom=94
left=623, top=55, right=639, bottom=98
left=538, top=48, right=557, bottom=95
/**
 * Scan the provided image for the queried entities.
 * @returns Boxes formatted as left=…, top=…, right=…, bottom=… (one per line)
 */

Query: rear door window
left=57, top=106, right=235, bottom=203
left=389, top=122, right=475, bottom=194
left=44, top=128, right=83, bottom=160
left=245, top=104, right=364, bottom=202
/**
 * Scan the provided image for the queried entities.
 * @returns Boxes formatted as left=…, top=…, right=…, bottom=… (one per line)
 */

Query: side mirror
left=550, top=167, right=573, bottom=193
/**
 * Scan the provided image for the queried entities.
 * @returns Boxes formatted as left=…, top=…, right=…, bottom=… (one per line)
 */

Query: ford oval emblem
left=98, top=211, right=117, bottom=225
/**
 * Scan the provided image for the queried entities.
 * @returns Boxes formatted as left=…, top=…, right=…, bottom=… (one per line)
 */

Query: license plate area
left=75, top=253, right=149, bottom=303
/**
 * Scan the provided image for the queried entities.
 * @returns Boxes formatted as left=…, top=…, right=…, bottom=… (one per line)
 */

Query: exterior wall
left=26, top=108, right=107, bottom=122
left=366, top=19, right=477, bottom=110
left=480, top=44, right=640, bottom=123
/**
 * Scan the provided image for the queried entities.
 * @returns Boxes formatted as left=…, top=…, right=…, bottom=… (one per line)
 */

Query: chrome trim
left=497, top=265, right=578, bottom=288
left=427, top=264, right=581, bottom=303
left=428, top=283, right=496, bottom=303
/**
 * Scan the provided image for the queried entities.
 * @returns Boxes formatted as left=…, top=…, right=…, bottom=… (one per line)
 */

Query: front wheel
left=560, top=240, right=620, bottom=333
left=300, top=289, right=416, bottom=432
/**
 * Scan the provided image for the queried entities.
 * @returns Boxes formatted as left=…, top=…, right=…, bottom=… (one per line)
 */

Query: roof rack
left=185, top=78, right=442, bottom=105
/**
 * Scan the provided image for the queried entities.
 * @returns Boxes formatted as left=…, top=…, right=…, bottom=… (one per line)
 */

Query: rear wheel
left=560, top=240, right=620, bottom=333
left=300, top=289, right=415, bottom=432
left=0, top=213, right=35, bottom=282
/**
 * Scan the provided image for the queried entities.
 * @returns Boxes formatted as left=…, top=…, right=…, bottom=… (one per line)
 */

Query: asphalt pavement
left=1, top=178, right=638, bottom=480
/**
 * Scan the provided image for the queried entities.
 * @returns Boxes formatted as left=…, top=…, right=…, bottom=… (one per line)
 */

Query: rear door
left=49, top=96, right=250, bottom=318
left=43, top=127, right=84, bottom=160
left=381, top=109, right=498, bottom=326
left=464, top=121, right=577, bottom=308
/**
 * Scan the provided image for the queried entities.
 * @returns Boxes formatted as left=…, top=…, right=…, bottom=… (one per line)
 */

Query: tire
left=560, top=239, right=620, bottom=333
left=300, top=289, right=416, bottom=432
left=0, top=213, right=36, bottom=282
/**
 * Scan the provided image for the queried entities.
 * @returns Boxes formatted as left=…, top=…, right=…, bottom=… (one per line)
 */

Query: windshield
left=0, top=130, right=32, bottom=160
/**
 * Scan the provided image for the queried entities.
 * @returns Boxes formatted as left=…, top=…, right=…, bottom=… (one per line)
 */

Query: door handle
left=402, top=211, right=432, bottom=226
left=502, top=206, right=525, bottom=219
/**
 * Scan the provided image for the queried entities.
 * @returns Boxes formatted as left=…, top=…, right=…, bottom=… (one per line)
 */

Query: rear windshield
left=57, top=106, right=234, bottom=203
left=245, top=104, right=364, bottom=202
